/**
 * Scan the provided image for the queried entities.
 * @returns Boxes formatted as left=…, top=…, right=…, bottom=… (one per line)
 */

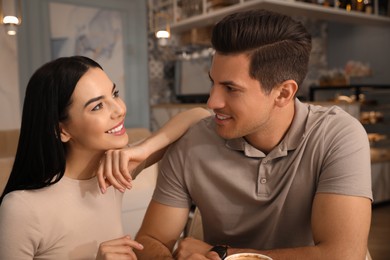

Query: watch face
left=210, top=245, right=228, bottom=259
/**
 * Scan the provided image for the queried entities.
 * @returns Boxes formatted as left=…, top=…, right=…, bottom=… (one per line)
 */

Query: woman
left=0, top=56, right=210, bottom=259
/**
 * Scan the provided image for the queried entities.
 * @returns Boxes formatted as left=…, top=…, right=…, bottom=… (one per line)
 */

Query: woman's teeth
left=107, top=124, right=123, bottom=134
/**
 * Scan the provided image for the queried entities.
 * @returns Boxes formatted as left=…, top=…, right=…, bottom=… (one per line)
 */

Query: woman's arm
left=136, top=107, right=211, bottom=167
left=0, top=193, right=37, bottom=259
left=96, top=107, right=211, bottom=193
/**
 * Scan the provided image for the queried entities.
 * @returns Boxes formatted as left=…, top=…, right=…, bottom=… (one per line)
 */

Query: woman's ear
left=59, top=123, right=71, bottom=143
left=275, top=80, right=298, bottom=107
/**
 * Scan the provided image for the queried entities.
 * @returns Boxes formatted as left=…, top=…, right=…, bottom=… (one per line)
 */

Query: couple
left=0, top=9, right=372, bottom=260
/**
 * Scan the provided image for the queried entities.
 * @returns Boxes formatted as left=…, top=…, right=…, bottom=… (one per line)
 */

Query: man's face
left=207, top=53, right=279, bottom=141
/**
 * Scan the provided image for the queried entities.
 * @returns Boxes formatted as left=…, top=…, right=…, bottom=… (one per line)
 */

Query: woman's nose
left=111, top=100, right=126, bottom=118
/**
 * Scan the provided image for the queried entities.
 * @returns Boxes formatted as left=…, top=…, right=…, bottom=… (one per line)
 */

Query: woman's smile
left=106, top=121, right=126, bottom=135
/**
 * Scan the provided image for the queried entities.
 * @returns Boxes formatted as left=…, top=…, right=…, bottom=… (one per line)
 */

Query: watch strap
left=209, top=245, right=229, bottom=259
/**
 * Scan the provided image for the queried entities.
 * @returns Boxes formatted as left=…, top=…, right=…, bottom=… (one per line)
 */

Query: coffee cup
left=225, top=253, right=273, bottom=260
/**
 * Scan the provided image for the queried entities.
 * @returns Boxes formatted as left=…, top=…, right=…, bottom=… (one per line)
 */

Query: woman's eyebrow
left=84, top=95, right=103, bottom=108
left=84, top=83, right=116, bottom=108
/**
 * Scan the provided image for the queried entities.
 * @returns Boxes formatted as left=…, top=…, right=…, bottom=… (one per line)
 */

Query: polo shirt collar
left=225, top=98, right=308, bottom=158
left=282, top=98, right=308, bottom=151
left=226, top=138, right=266, bottom=158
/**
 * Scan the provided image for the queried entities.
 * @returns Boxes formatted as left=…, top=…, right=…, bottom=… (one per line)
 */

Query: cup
left=225, top=253, right=273, bottom=260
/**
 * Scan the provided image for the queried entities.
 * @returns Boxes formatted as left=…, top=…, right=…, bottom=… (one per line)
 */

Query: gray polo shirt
left=153, top=99, right=372, bottom=250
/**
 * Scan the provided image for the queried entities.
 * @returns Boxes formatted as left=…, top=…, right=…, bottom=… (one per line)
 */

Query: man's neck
left=245, top=101, right=295, bottom=154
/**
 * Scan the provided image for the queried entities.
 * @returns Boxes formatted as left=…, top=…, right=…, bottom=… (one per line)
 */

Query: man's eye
left=113, top=90, right=120, bottom=98
left=209, top=80, right=214, bottom=88
left=92, top=103, right=103, bottom=111
left=226, top=86, right=236, bottom=92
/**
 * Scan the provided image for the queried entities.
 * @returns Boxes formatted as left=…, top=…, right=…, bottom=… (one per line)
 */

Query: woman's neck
left=64, top=150, right=104, bottom=180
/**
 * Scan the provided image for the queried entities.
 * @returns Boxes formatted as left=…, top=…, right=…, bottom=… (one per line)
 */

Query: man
left=135, top=9, right=372, bottom=260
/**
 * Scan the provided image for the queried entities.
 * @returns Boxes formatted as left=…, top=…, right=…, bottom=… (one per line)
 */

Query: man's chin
left=215, top=127, right=238, bottom=140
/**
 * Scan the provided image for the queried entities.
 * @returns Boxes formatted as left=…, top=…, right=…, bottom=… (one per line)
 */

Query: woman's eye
left=113, top=90, right=119, bottom=98
left=92, top=103, right=103, bottom=111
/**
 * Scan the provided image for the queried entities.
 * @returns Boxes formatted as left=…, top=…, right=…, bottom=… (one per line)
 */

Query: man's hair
left=211, top=9, right=312, bottom=94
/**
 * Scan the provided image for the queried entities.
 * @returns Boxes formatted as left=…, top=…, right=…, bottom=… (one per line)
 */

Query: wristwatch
left=209, top=245, right=229, bottom=259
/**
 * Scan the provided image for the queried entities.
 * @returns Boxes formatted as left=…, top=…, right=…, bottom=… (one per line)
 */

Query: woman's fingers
left=104, top=151, right=126, bottom=192
left=97, top=150, right=128, bottom=193
left=111, top=150, right=132, bottom=190
left=97, top=156, right=108, bottom=193
left=97, top=145, right=149, bottom=193
left=97, top=236, right=143, bottom=260
left=119, top=150, right=133, bottom=182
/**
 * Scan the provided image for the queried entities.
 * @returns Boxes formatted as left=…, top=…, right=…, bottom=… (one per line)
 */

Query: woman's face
left=60, top=67, right=128, bottom=153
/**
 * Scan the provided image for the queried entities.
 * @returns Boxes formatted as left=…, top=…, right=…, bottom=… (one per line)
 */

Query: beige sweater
left=0, top=176, right=124, bottom=259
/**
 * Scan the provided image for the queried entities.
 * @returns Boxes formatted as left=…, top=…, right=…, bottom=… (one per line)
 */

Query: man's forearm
left=135, top=235, right=174, bottom=260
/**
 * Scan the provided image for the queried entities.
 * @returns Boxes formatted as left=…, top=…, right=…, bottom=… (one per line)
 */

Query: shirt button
left=260, top=178, right=267, bottom=184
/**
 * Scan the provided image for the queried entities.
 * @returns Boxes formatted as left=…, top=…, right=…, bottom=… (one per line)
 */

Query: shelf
left=361, top=104, right=390, bottom=111
left=171, top=0, right=390, bottom=33
left=309, top=84, right=390, bottom=102
left=309, top=85, right=390, bottom=141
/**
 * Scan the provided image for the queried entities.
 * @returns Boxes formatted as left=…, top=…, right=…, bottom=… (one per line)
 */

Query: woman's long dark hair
left=0, top=56, right=102, bottom=204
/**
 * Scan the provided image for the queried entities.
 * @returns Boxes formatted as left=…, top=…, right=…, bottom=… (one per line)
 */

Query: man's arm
left=225, top=193, right=371, bottom=260
left=135, top=200, right=190, bottom=260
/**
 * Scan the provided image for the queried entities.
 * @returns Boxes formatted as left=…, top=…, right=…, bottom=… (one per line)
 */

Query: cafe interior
left=0, top=0, right=389, bottom=259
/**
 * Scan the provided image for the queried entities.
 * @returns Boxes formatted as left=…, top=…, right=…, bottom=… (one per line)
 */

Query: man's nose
left=207, top=86, right=224, bottom=110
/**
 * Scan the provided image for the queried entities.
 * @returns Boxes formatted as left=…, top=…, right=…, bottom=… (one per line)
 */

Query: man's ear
left=59, top=123, right=71, bottom=143
left=274, top=80, right=298, bottom=107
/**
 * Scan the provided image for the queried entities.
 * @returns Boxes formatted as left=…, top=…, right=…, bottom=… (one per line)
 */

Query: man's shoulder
left=184, top=116, right=215, bottom=138
left=170, top=116, right=221, bottom=151
left=305, top=104, right=368, bottom=147
left=307, top=104, right=362, bottom=129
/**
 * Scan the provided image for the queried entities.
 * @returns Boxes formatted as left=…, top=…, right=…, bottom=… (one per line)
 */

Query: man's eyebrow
left=208, top=72, right=243, bottom=88
left=219, top=79, right=244, bottom=89
left=84, top=84, right=116, bottom=108
left=220, top=80, right=237, bottom=86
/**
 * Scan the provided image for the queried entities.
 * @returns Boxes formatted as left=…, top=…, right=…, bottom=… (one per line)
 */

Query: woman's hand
left=96, top=235, right=143, bottom=260
left=96, top=143, right=150, bottom=194
left=97, top=107, right=210, bottom=194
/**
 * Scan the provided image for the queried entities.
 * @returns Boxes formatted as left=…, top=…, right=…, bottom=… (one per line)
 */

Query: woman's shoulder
left=1, top=185, right=57, bottom=213
left=0, top=191, right=38, bottom=232
left=1, top=190, right=35, bottom=212
left=0, top=190, right=44, bottom=259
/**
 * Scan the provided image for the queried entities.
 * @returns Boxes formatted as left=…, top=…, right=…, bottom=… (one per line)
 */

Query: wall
left=148, top=19, right=390, bottom=104
left=0, top=0, right=149, bottom=130
left=0, top=27, right=21, bottom=130
left=327, top=22, right=390, bottom=85
left=147, top=19, right=328, bottom=103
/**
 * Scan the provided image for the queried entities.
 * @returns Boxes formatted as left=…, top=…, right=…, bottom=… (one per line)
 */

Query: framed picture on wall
left=49, top=2, right=126, bottom=104
left=17, top=0, right=149, bottom=128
